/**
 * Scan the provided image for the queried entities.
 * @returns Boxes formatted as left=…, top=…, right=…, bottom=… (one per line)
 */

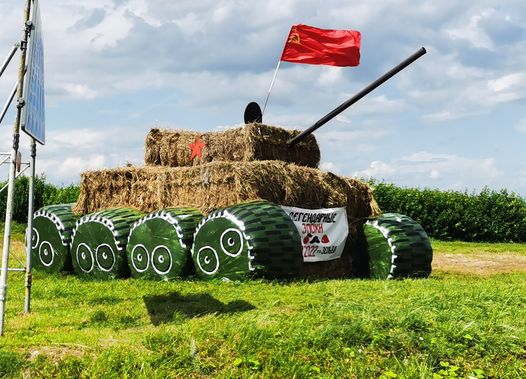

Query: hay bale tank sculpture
left=29, top=123, right=432, bottom=281
left=29, top=48, right=432, bottom=280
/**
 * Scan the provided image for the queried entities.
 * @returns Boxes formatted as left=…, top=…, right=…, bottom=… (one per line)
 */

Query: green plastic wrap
left=126, top=208, right=203, bottom=280
left=29, top=204, right=76, bottom=273
left=364, top=213, right=433, bottom=279
left=71, top=208, right=143, bottom=280
left=191, top=200, right=302, bottom=280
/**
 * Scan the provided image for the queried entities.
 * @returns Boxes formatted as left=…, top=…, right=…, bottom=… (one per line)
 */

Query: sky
left=0, top=0, right=525, bottom=195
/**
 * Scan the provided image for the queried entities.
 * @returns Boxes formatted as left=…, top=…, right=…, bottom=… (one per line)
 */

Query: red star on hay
left=188, top=135, right=206, bottom=160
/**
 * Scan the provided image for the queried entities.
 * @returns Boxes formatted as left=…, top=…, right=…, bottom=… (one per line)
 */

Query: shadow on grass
left=143, top=292, right=256, bottom=325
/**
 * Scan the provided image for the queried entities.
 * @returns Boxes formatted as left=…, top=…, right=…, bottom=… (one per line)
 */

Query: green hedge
left=372, top=182, right=526, bottom=242
left=3, top=176, right=526, bottom=242
left=0, top=176, right=79, bottom=223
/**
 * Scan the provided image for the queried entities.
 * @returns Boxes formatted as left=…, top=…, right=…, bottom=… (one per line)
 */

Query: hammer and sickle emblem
left=288, top=32, right=301, bottom=44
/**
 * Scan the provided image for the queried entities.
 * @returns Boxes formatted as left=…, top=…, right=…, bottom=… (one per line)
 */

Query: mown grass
left=0, top=232, right=525, bottom=378
left=0, top=221, right=26, bottom=241
left=433, top=240, right=526, bottom=256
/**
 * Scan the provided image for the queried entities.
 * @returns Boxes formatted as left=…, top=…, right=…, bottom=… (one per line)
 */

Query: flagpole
left=262, top=59, right=282, bottom=117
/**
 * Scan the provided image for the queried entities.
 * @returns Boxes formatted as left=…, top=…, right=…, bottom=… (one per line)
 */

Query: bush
left=371, top=182, right=526, bottom=242
left=0, top=175, right=79, bottom=223
left=2, top=175, right=526, bottom=243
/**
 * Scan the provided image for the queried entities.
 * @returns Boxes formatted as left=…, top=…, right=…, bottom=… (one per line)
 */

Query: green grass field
left=0, top=229, right=525, bottom=378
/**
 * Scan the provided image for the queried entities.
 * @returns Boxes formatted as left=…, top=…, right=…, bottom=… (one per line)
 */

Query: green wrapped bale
left=126, top=208, right=203, bottom=280
left=364, top=213, right=433, bottom=279
left=71, top=208, right=143, bottom=279
left=29, top=204, right=76, bottom=273
left=191, top=200, right=303, bottom=280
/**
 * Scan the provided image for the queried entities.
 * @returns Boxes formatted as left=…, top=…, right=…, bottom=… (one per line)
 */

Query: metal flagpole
left=262, top=59, right=282, bottom=116
left=0, top=0, right=32, bottom=336
left=24, top=140, right=36, bottom=313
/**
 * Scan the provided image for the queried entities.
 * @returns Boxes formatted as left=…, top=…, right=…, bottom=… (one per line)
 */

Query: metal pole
left=262, top=60, right=282, bottom=116
left=0, top=164, right=30, bottom=194
left=288, top=47, right=427, bottom=146
left=0, top=0, right=32, bottom=337
left=0, top=82, right=18, bottom=126
left=24, top=140, right=36, bottom=313
left=0, top=155, right=11, bottom=166
left=0, top=44, right=19, bottom=79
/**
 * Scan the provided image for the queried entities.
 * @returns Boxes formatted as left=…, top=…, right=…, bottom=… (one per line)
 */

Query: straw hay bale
left=74, top=162, right=374, bottom=219
left=73, top=162, right=380, bottom=278
left=144, top=123, right=320, bottom=168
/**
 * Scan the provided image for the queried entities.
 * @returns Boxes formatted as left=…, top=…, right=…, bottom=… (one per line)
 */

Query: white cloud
left=355, top=160, right=395, bottom=178
left=60, top=155, right=106, bottom=174
left=30, top=124, right=151, bottom=184
left=267, top=113, right=319, bottom=129
left=61, top=84, right=98, bottom=100
left=38, top=154, right=106, bottom=183
left=173, top=12, right=204, bottom=35
left=317, top=128, right=391, bottom=145
left=354, top=151, right=501, bottom=189
left=320, top=161, right=341, bottom=174
left=316, top=67, right=343, bottom=87
left=49, top=129, right=102, bottom=148
left=422, top=110, right=466, bottom=123
left=126, top=0, right=162, bottom=27
left=334, top=114, right=351, bottom=124
left=429, top=169, right=440, bottom=179
left=349, top=95, right=406, bottom=115
left=446, top=9, right=496, bottom=50
left=487, top=73, right=526, bottom=104
left=413, top=53, right=526, bottom=123
left=515, top=117, right=526, bottom=133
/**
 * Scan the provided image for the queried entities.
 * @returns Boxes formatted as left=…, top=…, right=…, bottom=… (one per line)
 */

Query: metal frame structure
left=0, top=0, right=41, bottom=336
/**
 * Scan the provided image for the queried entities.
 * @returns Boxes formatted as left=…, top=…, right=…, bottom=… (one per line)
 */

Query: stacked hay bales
left=74, top=123, right=380, bottom=278
left=74, top=162, right=377, bottom=219
left=145, top=123, right=320, bottom=168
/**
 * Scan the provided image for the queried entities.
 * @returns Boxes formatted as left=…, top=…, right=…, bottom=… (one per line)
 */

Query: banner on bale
left=281, top=206, right=348, bottom=262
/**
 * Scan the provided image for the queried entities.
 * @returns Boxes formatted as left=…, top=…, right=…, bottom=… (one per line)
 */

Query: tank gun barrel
left=288, top=47, right=427, bottom=146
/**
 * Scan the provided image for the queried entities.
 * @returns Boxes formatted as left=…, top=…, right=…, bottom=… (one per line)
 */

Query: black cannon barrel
left=288, top=47, right=427, bottom=146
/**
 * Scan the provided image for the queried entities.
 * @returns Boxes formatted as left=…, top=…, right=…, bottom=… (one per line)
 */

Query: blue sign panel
left=22, top=0, right=45, bottom=145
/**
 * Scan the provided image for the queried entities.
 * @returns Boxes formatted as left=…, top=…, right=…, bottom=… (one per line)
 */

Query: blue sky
left=0, top=0, right=525, bottom=195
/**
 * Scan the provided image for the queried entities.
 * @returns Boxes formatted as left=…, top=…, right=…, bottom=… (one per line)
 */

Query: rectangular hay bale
left=74, top=161, right=380, bottom=278
left=144, top=123, right=320, bottom=168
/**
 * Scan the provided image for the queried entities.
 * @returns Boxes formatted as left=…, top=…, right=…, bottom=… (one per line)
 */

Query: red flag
left=280, top=24, right=361, bottom=67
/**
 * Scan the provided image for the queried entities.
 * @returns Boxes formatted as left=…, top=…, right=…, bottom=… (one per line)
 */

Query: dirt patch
left=433, top=253, right=526, bottom=276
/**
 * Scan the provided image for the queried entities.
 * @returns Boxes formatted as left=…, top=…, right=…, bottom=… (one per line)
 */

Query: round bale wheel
left=29, top=204, right=76, bottom=273
left=191, top=200, right=303, bottom=281
left=363, top=213, right=433, bottom=279
left=71, top=208, right=143, bottom=280
left=126, top=208, right=203, bottom=280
